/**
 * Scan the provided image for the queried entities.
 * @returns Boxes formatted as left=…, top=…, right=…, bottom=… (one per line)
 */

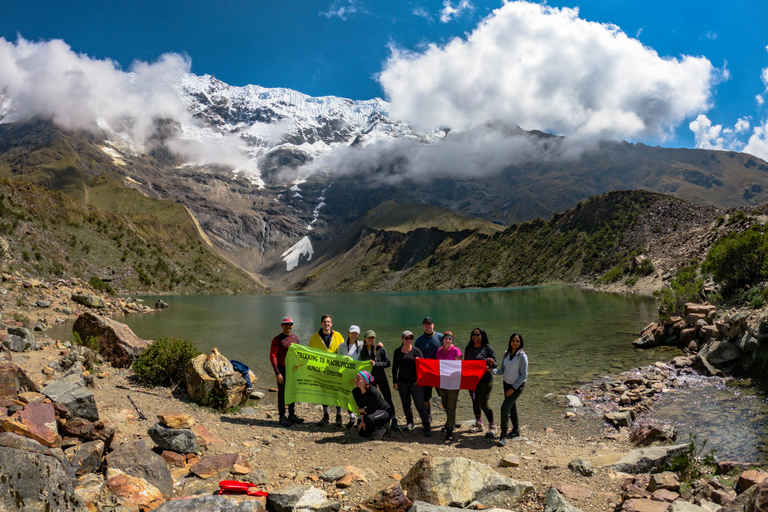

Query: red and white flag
left=416, top=359, right=487, bottom=391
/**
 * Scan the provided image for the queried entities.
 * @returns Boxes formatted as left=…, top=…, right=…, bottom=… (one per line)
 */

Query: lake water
left=54, top=285, right=767, bottom=461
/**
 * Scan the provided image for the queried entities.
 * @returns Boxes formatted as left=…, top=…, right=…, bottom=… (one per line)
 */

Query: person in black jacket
left=359, top=330, right=399, bottom=431
left=392, top=330, right=432, bottom=437
left=464, top=327, right=498, bottom=437
left=352, top=370, right=392, bottom=440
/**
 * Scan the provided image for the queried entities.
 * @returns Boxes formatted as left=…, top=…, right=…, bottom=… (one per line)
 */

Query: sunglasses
left=472, top=332, right=481, bottom=336
left=403, top=335, right=414, bottom=340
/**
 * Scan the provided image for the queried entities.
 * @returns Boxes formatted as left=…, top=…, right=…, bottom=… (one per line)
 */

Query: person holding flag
left=414, top=317, right=442, bottom=423
left=496, top=333, right=528, bottom=446
left=308, top=314, right=345, bottom=426
left=435, top=331, right=462, bottom=442
left=464, top=327, right=498, bottom=437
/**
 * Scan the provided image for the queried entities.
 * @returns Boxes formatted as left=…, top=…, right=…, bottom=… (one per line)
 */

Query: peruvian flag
left=416, top=359, right=488, bottom=390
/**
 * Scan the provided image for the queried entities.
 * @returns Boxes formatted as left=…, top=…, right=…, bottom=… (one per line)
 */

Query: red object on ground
left=218, top=480, right=268, bottom=497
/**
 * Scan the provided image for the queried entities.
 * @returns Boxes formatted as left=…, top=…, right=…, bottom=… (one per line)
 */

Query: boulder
left=701, top=339, right=741, bottom=365
left=148, top=422, right=199, bottom=454
left=734, top=333, right=760, bottom=353
left=72, top=312, right=149, bottom=368
left=106, top=470, right=165, bottom=510
left=189, top=452, right=249, bottom=479
left=629, top=423, right=677, bottom=446
left=157, top=413, right=195, bottom=429
left=105, top=439, right=173, bottom=499
left=619, top=499, right=670, bottom=512
left=543, top=488, right=582, bottom=512
left=610, top=445, right=687, bottom=474
left=605, top=410, right=635, bottom=428
left=400, top=456, right=535, bottom=508
left=267, top=484, right=341, bottom=512
left=567, top=459, right=594, bottom=477
left=0, top=362, right=40, bottom=396
left=0, top=432, right=84, bottom=512
left=152, top=494, right=267, bottom=511
left=3, top=334, right=31, bottom=352
left=362, top=483, right=412, bottom=512
left=647, top=471, right=680, bottom=492
left=186, top=350, right=249, bottom=409
left=1, top=402, right=60, bottom=448
left=40, top=380, right=99, bottom=421
left=71, top=294, right=105, bottom=309
left=737, top=470, right=768, bottom=493
left=65, top=440, right=104, bottom=476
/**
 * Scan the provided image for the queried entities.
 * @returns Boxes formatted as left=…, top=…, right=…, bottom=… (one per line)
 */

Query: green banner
left=284, top=344, right=372, bottom=410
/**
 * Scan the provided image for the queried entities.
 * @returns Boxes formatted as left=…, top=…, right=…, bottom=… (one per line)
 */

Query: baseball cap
left=364, top=330, right=376, bottom=338
left=423, top=317, right=434, bottom=324
left=281, top=316, right=293, bottom=324
left=349, top=325, right=361, bottom=334
left=402, top=330, right=414, bottom=338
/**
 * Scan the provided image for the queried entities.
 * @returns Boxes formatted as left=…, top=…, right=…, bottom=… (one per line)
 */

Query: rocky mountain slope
left=1, top=74, right=768, bottom=290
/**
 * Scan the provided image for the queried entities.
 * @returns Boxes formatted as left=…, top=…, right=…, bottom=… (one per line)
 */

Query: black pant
left=469, top=376, right=494, bottom=424
left=397, top=382, right=430, bottom=429
left=358, top=408, right=392, bottom=437
left=277, top=366, right=295, bottom=418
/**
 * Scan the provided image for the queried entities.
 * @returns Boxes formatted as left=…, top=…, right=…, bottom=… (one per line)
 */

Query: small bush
left=702, top=225, right=768, bottom=298
left=132, top=337, right=201, bottom=386
left=654, top=262, right=705, bottom=319
left=88, top=276, right=115, bottom=296
left=667, top=434, right=717, bottom=481
left=71, top=332, right=101, bottom=351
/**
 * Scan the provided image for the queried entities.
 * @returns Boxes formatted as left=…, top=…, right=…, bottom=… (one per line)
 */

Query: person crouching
left=352, top=370, right=392, bottom=440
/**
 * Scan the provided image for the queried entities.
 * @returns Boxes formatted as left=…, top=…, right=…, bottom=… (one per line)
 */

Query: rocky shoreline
left=1, top=274, right=767, bottom=512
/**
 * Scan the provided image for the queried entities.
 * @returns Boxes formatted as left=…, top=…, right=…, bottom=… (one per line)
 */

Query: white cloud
left=0, top=36, right=249, bottom=167
left=440, top=0, right=474, bottom=23
left=734, top=118, right=750, bottom=133
left=744, top=121, right=768, bottom=161
left=379, top=1, right=719, bottom=143
left=690, top=115, right=725, bottom=150
left=321, top=0, right=365, bottom=20
left=413, top=6, right=433, bottom=21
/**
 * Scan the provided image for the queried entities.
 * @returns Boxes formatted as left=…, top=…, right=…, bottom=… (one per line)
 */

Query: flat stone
left=551, top=481, right=592, bottom=500
left=1, top=402, right=60, bottom=448
left=192, top=423, right=225, bottom=446
left=651, top=488, right=679, bottom=502
left=189, top=452, right=242, bottom=479
left=106, top=471, right=165, bottom=510
left=500, top=454, right=520, bottom=467
left=620, top=498, right=670, bottom=512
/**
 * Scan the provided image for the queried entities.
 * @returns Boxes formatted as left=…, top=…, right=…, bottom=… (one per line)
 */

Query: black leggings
left=358, top=408, right=392, bottom=436
left=469, top=376, right=494, bottom=424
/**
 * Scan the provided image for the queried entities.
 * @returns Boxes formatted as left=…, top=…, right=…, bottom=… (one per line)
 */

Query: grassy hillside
left=0, top=178, right=261, bottom=294
left=295, top=190, right=725, bottom=292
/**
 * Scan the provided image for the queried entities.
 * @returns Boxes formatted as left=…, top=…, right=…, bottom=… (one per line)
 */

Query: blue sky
left=2, top=0, right=767, bottom=158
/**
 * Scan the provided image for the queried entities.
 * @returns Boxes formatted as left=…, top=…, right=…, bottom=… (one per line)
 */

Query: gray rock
left=408, top=501, right=468, bottom=512
left=321, top=466, right=347, bottom=482
left=610, top=444, right=688, bottom=474
left=604, top=410, right=634, bottom=428
left=3, top=334, right=30, bottom=352
left=33, top=321, right=46, bottom=332
left=543, top=488, right=582, bottom=512
left=267, top=484, right=341, bottom=512
left=71, top=294, right=105, bottom=309
left=246, top=468, right=270, bottom=485
left=567, top=459, right=594, bottom=477
left=64, top=440, right=104, bottom=476
left=240, top=406, right=259, bottom=415
left=702, top=339, right=741, bottom=365
left=153, top=494, right=264, bottom=511
left=564, top=395, right=582, bottom=408
left=667, top=501, right=709, bottom=512
left=105, top=439, right=173, bottom=499
left=148, top=423, right=199, bottom=454
left=72, top=312, right=149, bottom=368
left=35, top=300, right=51, bottom=308
left=734, top=333, right=759, bottom=353
left=41, top=379, right=99, bottom=421
left=401, top=456, right=535, bottom=508
left=0, top=433, right=85, bottom=511
left=8, top=326, right=35, bottom=343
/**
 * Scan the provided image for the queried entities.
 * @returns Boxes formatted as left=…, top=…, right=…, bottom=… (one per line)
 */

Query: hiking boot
left=279, top=416, right=292, bottom=427
left=372, top=426, right=386, bottom=440
left=424, top=429, right=433, bottom=437
left=446, top=429, right=454, bottom=442
left=335, top=414, right=343, bottom=427
left=288, top=414, right=305, bottom=424
left=317, top=414, right=330, bottom=427
left=510, top=430, right=521, bottom=438
left=484, top=424, right=497, bottom=439
left=496, top=434, right=507, bottom=446
left=390, top=418, right=401, bottom=432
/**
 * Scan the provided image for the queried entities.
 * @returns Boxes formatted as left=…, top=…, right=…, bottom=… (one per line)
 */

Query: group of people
left=269, top=314, right=528, bottom=445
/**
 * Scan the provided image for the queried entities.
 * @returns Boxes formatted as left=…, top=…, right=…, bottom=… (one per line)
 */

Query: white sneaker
left=470, top=421, right=483, bottom=433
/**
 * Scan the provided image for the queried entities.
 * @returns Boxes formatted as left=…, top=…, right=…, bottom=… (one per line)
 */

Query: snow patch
left=281, top=236, right=314, bottom=271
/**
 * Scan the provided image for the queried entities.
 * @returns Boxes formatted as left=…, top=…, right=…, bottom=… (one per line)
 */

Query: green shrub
left=132, top=337, right=201, bottom=386
left=667, top=434, right=717, bottom=481
left=654, top=262, right=705, bottom=319
left=71, top=332, right=101, bottom=351
left=88, top=276, right=115, bottom=296
left=702, top=225, right=768, bottom=297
